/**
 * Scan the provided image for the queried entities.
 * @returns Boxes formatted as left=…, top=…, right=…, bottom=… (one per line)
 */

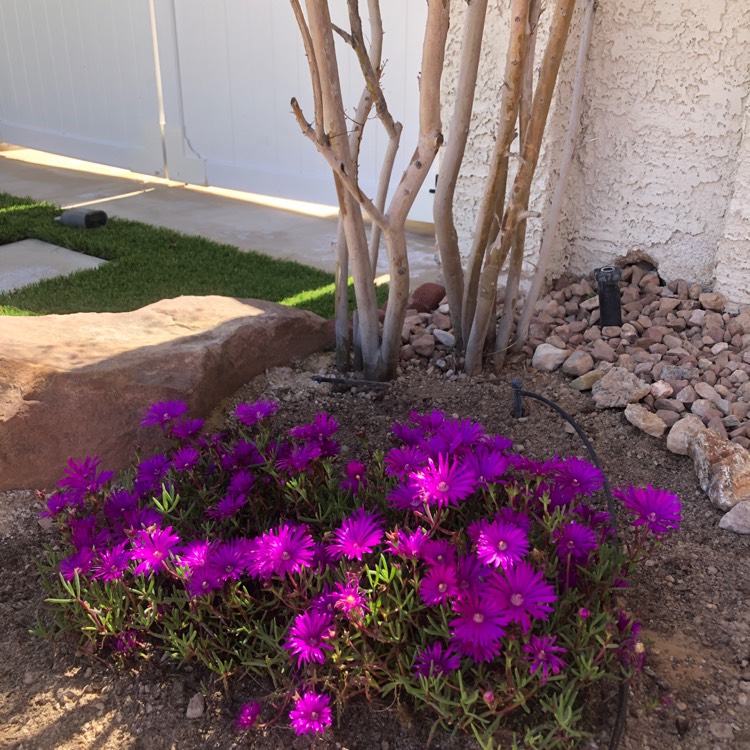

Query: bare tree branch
left=434, top=0, right=488, bottom=350
left=513, top=0, right=596, bottom=353
left=462, top=0, right=529, bottom=340
left=289, top=0, right=324, bottom=140
left=464, top=0, right=577, bottom=375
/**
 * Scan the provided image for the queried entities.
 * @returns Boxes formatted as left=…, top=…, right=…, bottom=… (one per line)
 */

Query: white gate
left=0, top=0, right=434, bottom=222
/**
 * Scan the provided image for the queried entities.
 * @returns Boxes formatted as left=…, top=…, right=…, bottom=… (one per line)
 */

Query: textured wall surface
left=442, top=0, right=750, bottom=297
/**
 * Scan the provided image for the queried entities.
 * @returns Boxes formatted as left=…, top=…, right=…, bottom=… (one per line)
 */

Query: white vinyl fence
left=0, top=0, right=434, bottom=221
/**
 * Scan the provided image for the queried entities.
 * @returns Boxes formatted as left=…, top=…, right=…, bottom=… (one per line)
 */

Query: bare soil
left=2, top=352, right=749, bottom=750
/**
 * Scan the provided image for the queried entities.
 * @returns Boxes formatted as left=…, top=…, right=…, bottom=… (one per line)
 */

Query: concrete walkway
left=0, top=145, right=439, bottom=291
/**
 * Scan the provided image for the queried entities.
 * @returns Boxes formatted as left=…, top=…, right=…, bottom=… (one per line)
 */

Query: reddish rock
left=411, top=334, right=436, bottom=357
left=407, top=282, right=446, bottom=313
left=688, top=429, right=750, bottom=511
left=0, top=297, right=332, bottom=490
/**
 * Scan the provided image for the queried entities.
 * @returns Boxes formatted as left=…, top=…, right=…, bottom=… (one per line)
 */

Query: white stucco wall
left=443, top=0, right=750, bottom=298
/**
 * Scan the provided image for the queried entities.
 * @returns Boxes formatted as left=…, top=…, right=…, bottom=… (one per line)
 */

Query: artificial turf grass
left=0, top=193, right=387, bottom=318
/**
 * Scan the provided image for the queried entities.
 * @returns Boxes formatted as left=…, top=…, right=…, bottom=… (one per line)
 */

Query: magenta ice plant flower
left=413, top=641, right=461, bottom=677
left=93, top=544, right=131, bottom=583
left=614, top=484, right=682, bottom=535
left=57, top=455, right=113, bottom=498
left=475, top=519, right=529, bottom=570
left=171, top=417, right=204, bottom=441
left=289, top=691, right=332, bottom=735
left=523, top=634, right=567, bottom=683
left=141, top=400, right=188, bottom=429
left=235, top=701, right=262, bottom=731
left=384, top=446, right=429, bottom=479
left=247, top=523, right=315, bottom=579
left=550, top=456, right=604, bottom=503
left=327, top=507, right=384, bottom=561
left=171, top=446, right=200, bottom=473
left=58, top=547, right=95, bottom=581
left=420, top=562, right=459, bottom=606
left=340, top=461, right=367, bottom=494
left=284, top=610, right=335, bottom=666
left=410, top=454, right=477, bottom=507
left=333, top=576, right=369, bottom=619
left=450, top=592, right=509, bottom=663
left=491, top=561, right=557, bottom=634
left=235, top=400, right=279, bottom=428
left=385, top=527, right=429, bottom=559
left=130, top=526, right=181, bottom=576
left=555, top=521, right=599, bottom=561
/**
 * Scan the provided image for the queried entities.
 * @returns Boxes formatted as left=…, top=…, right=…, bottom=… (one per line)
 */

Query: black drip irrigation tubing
left=510, top=379, right=629, bottom=750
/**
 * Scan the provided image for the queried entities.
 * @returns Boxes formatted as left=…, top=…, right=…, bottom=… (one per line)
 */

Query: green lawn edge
left=0, top=193, right=386, bottom=318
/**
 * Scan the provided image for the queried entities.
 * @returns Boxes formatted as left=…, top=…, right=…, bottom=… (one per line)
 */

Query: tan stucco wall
left=443, top=0, right=750, bottom=299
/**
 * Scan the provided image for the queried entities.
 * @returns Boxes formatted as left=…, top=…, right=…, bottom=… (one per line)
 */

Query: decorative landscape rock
left=562, top=350, right=594, bottom=377
left=718, top=501, right=750, bottom=534
left=0, top=296, right=332, bottom=490
left=407, top=282, right=446, bottom=313
left=532, top=343, right=570, bottom=372
left=688, top=429, right=750, bottom=511
left=624, top=403, right=667, bottom=438
left=592, top=367, right=651, bottom=409
left=666, top=415, right=707, bottom=455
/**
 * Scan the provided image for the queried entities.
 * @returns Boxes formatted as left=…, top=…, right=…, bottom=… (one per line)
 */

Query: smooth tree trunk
left=433, top=0, right=488, bottom=349
left=461, top=0, right=530, bottom=343
left=513, top=0, right=595, bottom=352
left=464, top=0, right=578, bottom=376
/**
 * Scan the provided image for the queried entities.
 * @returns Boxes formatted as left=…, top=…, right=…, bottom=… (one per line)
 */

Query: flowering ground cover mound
left=1, top=354, right=748, bottom=750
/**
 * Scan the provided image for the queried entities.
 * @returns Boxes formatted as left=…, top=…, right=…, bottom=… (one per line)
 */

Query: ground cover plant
left=37, top=398, right=681, bottom=748
left=0, top=192, right=385, bottom=319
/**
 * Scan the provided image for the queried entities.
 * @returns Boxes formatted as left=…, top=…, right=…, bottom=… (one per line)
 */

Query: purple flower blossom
left=232, top=440, right=264, bottom=467
left=234, top=400, right=279, bottom=428
left=103, top=489, right=139, bottom=521
left=206, top=493, right=248, bottom=521
left=171, top=417, right=204, bottom=442
left=247, top=523, right=315, bottom=578
left=289, top=412, right=339, bottom=443
left=289, top=691, right=332, bottom=735
left=475, top=519, right=529, bottom=570
left=340, top=461, right=367, bottom=494
left=456, top=553, right=486, bottom=594
left=385, top=482, right=421, bottom=512
left=184, top=566, right=222, bottom=598
left=420, top=562, right=459, bottom=606
left=207, top=539, right=249, bottom=583
left=410, top=409, right=447, bottom=434
left=333, top=576, right=369, bottom=619
left=228, top=469, right=255, bottom=496
left=93, top=544, right=131, bottom=583
left=172, top=446, right=200, bottom=473
left=134, top=453, right=171, bottom=495
left=463, top=447, right=510, bottom=489
left=450, top=592, right=508, bottom=662
left=482, top=434, right=513, bottom=453
left=69, top=515, right=107, bottom=550
left=58, top=547, right=95, bottom=580
left=141, top=400, right=188, bottom=429
left=177, top=539, right=215, bottom=570
left=235, top=701, right=262, bottom=731
left=614, top=484, right=682, bottom=535
left=550, top=456, right=604, bottom=503
left=131, top=526, right=181, bottom=576
left=436, top=418, right=486, bottom=456
left=115, top=629, right=140, bottom=654
left=391, top=422, right=423, bottom=446
left=384, top=446, right=429, bottom=479
left=284, top=610, right=335, bottom=666
left=410, top=454, right=476, bottom=507
left=523, top=634, right=567, bottom=683
left=491, top=561, right=557, bottom=634
left=413, top=641, right=461, bottom=677
left=41, top=491, right=81, bottom=518
left=327, top=507, right=383, bottom=561
left=57, top=456, right=113, bottom=498
left=385, top=527, right=429, bottom=559
left=555, top=521, right=599, bottom=561
left=310, top=587, right=338, bottom=617
left=275, top=442, right=322, bottom=473
left=421, top=538, right=456, bottom=567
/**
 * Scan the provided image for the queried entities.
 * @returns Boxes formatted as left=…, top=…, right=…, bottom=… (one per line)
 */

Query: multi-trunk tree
left=290, top=0, right=595, bottom=380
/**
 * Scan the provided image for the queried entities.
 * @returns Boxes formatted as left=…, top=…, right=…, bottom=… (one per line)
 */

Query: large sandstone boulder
left=0, top=296, right=332, bottom=490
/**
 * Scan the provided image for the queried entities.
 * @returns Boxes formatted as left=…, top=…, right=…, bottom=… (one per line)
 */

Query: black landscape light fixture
left=55, top=208, right=108, bottom=228
left=594, top=265, right=622, bottom=327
